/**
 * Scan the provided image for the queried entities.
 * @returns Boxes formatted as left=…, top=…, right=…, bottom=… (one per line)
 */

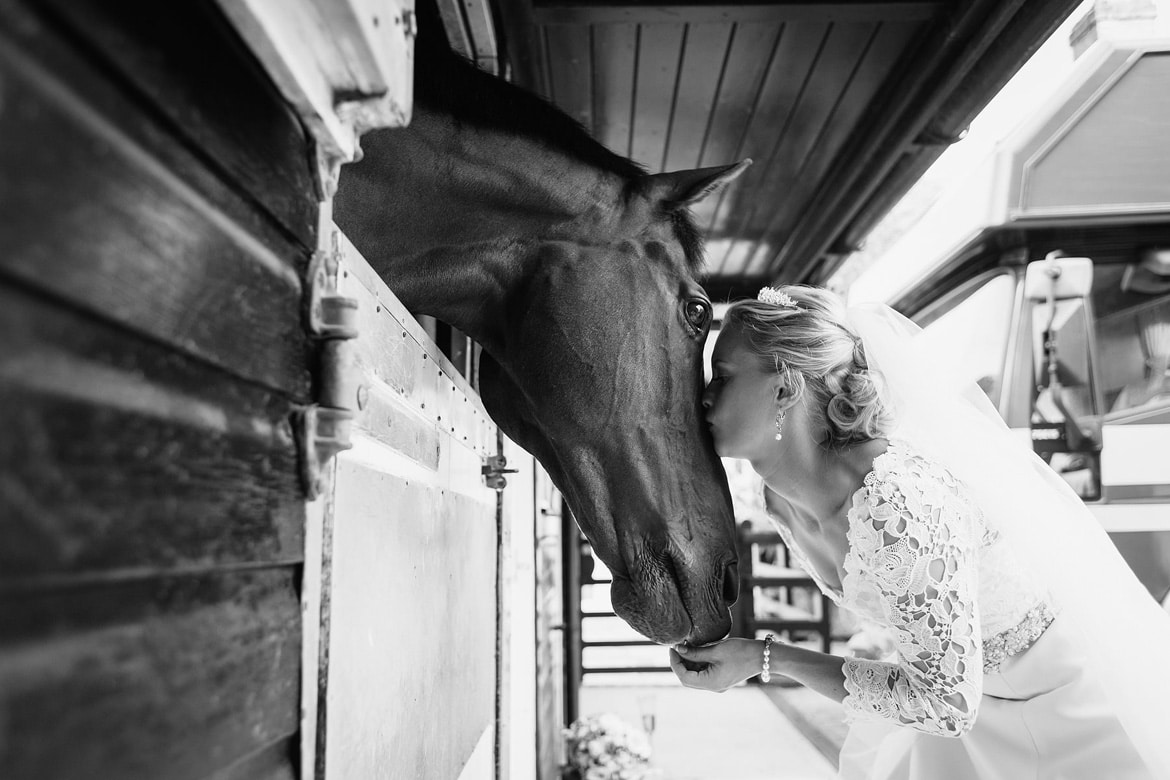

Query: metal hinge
left=297, top=231, right=360, bottom=499
left=482, top=454, right=519, bottom=491
left=296, top=404, right=354, bottom=500
left=307, top=236, right=359, bottom=340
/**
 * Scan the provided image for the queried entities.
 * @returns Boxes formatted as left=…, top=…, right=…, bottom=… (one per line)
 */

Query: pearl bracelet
left=761, top=633, right=775, bottom=683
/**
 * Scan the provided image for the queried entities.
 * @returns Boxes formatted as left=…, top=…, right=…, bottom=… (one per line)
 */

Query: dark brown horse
left=334, top=17, right=747, bottom=645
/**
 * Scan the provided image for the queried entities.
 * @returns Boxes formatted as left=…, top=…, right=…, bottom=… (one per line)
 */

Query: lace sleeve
left=840, top=457, right=984, bottom=737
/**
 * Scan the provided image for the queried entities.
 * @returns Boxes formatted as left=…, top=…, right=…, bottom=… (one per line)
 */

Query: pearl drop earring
left=774, top=408, right=786, bottom=441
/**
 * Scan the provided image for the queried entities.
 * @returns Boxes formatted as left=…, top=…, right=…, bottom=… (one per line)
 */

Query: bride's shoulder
left=863, top=437, right=981, bottom=517
left=871, top=436, right=954, bottom=482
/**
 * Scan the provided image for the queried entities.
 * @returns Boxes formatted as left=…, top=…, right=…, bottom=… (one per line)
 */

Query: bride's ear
left=775, top=384, right=794, bottom=408
left=775, top=377, right=803, bottom=409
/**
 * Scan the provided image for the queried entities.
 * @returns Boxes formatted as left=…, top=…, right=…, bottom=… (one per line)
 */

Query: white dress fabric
left=765, top=438, right=1152, bottom=780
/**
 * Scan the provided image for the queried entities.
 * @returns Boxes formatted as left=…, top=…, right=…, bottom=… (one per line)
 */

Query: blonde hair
left=724, top=285, right=892, bottom=449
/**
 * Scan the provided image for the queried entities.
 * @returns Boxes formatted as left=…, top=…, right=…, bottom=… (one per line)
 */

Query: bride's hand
left=668, top=638, right=765, bottom=692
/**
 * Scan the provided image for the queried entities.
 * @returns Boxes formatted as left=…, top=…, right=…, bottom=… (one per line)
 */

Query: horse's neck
left=394, top=107, right=616, bottom=246
left=339, top=106, right=626, bottom=349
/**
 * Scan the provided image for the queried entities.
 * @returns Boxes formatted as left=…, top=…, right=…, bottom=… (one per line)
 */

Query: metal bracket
left=298, top=228, right=360, bottom=499
left=307, top=235, right=359, bottom=340
left=482, top=453, right=519, bottom=491
left=296, top=404, right=355, bottom=500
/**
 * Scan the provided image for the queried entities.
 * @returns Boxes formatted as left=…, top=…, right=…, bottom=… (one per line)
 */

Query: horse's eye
left=685, top=299, right=711, bottom=331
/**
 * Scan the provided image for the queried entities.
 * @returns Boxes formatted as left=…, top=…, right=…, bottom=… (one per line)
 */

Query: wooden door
left=306, top=230, right=500, bottom=780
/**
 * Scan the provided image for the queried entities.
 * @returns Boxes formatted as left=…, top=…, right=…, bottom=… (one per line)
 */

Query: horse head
left=334, top=26, right=748, bottom=644
left=475, top=162, right=750, bottom=645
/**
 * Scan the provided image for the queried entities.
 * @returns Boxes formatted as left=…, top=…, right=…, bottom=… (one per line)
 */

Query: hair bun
left=825, top=369, right=890, bottom=448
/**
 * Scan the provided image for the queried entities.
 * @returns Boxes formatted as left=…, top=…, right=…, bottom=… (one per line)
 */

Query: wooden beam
left=217, top=0, right=415, bottom=163
left=534, top=1, right=939, bottom=26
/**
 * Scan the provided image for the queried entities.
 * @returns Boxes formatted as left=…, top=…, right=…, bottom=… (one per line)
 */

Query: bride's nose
left=701, top=384, right=714, bottom=410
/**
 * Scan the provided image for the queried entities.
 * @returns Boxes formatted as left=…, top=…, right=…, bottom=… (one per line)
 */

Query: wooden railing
left=566, top=531, right=668, bottom=679
left=732, top=521, right=834, bottom=655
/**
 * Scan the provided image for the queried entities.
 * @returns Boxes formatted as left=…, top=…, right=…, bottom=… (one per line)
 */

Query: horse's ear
left=643, top=159, right=752, bottom=209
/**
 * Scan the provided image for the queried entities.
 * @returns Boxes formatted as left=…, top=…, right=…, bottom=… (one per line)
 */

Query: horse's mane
left=413, top=6, right=706, bottom=274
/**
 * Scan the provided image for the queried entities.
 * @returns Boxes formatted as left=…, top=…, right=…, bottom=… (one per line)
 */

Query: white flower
left=565, top=713, right=654, bottom=777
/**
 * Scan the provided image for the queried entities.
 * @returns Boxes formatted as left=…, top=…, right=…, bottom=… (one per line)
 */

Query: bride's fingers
left=674, top=642, right=720, bottom=661
left=669, top=647, right=712, bottom=676
left=668, top=649, right=706, bottom=687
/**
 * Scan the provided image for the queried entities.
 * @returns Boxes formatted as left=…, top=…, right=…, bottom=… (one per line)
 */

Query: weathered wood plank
left=534, top=1, right=941, bottom=26
left=0, top=284, right=304, bottom=583
left=630, top=22, right=686, bottom=171
left=662, top=22, right=734, bottom=172
left=0, top=12, right=313, bottom=398
left=707, top=19, right=830, bottom=272
left=0, top=3, right=315, bottom=399
left=590, top=22, right=638, bottom=158
left=743, top=20, right=885, bottom=275
left=544, top=23, right=594, bottom=129
left=0, top=570, right=301, bottom=780
left=37, top=0, right=320, bottom=245
left=691, top=21, right=783, bottom=235
left=776, top=20, right=918, bottom=212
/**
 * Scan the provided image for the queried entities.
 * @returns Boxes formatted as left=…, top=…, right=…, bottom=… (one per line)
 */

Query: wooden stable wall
left=0, top=1, right=318, bottom=777
left=1, top=1, right=560, bottom=778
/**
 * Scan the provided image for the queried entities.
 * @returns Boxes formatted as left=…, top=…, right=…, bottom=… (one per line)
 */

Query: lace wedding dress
left=765, top=438, right=1152, bottom=780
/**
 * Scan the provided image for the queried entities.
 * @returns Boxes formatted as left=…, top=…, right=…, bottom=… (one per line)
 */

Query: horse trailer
left=857, top=40, right=1170, bottom=605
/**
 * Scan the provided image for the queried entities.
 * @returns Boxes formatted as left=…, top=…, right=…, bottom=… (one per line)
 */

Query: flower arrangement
left=563, top=713, right=655, bottom=780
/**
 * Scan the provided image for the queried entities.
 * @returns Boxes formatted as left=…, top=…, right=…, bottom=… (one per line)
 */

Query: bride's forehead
left=712, top=326, right=752, bottom=361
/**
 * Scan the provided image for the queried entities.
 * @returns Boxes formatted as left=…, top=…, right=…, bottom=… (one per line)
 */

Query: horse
left=333, top=13, right=748, bottom=646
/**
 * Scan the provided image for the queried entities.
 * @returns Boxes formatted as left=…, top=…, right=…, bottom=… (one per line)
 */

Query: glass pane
left=918, top=273, right=1017, bottom=403
left=1093, top=264, right=1170, bottom=417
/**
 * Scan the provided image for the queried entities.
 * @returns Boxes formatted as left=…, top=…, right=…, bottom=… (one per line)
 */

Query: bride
left=669, top=285, right=1170, bottom=779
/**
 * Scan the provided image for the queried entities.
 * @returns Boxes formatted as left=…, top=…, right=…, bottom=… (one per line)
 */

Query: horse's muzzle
left=609, top=566, right=735, bottom=646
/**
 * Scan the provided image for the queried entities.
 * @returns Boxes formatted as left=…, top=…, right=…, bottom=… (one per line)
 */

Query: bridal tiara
left=758, top=286, right=797, bottom=308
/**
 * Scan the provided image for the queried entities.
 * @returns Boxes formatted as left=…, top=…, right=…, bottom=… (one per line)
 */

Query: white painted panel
left=325, top=451, right=496, bottom=779
left=1101, top=424, right=1170, bottom=486
left=457, top=724, right=496, bottom=780
left=1088, top=503, right=1170, bottom=532
left=501, top=437, right=539, bottom=780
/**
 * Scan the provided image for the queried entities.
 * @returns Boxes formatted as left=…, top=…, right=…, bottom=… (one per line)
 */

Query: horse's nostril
left=722, top=562, right=740, bottom=605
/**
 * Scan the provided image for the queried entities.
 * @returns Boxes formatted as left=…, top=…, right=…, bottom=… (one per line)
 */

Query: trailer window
left=918, top=273, right=1016, bottom=406
left=1093, top=265, right=1170, bottom=418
